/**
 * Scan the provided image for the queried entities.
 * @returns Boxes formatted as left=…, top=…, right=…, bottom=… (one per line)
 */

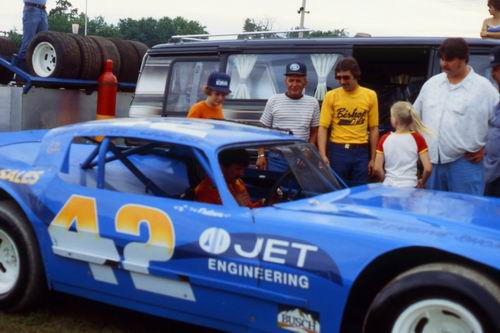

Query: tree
left=309, top=29, right=348, bottom=38
left=238, top=18, right=276, bottom=39
left=6, top=0, right=206, bottom=48
left=118, top=16, right=206, bottom=47
left=48, top=0, right=81, bottom=33
left=286, top=28, right=349, bottom=38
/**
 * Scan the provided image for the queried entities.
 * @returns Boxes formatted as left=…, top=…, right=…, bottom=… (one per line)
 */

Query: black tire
left=0, top=37, right=18, bottom=84
left=88, top=35, right=121, bottom=78
left=129, top=40, right=148, bottom=63
left=108, top=38, right=139, bottom=83
left=363, top=263, right=500, bottom=333
left=0, top=201, right=47, bottom=311
left=26, top=31, right=81, bottom=78
left=68, top=34, right=102, bottom=80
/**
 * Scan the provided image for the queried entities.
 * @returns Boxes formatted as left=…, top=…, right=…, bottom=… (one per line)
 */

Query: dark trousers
left=327, top=143, right=369, bottom=187
left=485, top=177, right=500, bottom=198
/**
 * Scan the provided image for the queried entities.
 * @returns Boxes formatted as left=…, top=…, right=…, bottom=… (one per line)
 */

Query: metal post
left=298, top=0, right=307, bottom=38
left=84, top=0, right=88, bottom=36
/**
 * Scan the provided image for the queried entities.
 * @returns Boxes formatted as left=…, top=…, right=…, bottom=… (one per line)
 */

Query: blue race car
left=0, top=118, right=498, bottom=333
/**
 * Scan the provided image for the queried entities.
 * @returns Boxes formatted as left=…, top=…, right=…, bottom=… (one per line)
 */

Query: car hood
left=275, top=184, right=500, bottom=236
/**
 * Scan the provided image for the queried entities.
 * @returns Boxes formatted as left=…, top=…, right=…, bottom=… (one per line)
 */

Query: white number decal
left=48, top=195, right=195, bottom=301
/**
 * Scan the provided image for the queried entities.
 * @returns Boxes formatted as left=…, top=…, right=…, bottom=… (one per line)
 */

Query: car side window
left=59, top=136, right=211, bottom=200
left=165, top=60, right=220, bottom=113
left=226, top=53, right=342, bottom=101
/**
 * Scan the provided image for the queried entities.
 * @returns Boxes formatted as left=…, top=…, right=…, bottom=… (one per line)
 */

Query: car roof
left=149, top=36, right=500, bottom=54
left=48, top=117, right=299, bottom=150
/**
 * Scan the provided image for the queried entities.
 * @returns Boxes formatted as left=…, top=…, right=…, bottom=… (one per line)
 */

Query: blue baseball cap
left=207, top=72, right=231, bottom=94
left=285, top=62, right=307, bottom=76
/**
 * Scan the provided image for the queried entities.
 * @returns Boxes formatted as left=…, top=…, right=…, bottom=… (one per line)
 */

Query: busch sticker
left=277, top=306, right=320, bottom=333
left=289, top=63, right=301, bottom=71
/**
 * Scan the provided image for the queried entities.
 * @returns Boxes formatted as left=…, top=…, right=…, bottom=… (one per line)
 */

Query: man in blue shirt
left=485, top=46, right=500, bottom=197
left=18, top=0, right=48, bottom=69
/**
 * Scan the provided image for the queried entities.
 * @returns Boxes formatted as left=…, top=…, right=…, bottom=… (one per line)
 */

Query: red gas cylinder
left=96, top=59, right=118, bottom=120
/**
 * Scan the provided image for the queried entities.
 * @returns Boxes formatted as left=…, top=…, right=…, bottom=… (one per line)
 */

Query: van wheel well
left=340, top=247, right=500, bottom=333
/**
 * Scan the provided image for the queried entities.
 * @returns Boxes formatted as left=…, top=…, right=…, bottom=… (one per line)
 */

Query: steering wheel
left=266, top=169, right=302, bottom=205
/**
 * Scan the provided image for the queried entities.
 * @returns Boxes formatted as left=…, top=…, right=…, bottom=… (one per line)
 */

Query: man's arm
left=318, top=126, right=330, bottom=165
left=309, top=126, right=319, bottom=145
left=368, top=126, right=379, bottom=175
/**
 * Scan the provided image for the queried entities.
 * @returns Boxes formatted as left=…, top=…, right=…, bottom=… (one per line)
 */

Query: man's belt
left=25, top=2, right=46, bottom=10
left=332, top=142, right=369, bottom=149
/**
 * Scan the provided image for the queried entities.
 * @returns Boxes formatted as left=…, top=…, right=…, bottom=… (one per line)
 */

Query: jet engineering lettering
left=208, top=258, right=309, bottom=289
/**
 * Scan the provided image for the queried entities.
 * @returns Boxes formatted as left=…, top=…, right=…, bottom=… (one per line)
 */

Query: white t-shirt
left=377, top=131, right=428, bottom=187
left=260, top=93, right=320, bottom=141
left=413, top=67, right=498, bottom=164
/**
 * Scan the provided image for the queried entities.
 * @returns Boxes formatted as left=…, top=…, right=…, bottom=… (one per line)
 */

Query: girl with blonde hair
left=374, top=101, right=432, bottom=188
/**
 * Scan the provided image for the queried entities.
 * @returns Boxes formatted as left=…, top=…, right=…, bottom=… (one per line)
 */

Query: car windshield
left=217, top=142, right=344, bottom=207
left=271, top=143, right=342, bottom=194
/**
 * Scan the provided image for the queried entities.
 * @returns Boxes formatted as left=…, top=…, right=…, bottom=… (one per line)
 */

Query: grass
left=0, top=292, right=220, bottom=333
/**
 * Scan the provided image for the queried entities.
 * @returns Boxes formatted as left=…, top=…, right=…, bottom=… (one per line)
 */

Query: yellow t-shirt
left=187, top=101, right=224, bottom=119
left=320, top=86, right=379, bottom=144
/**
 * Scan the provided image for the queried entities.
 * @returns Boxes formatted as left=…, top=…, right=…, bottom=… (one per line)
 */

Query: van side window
left=226, top=53, right=342, bottom=101
left=166, top=60, right=219, bottom=113
left=132, top=56, right=174, bottom=117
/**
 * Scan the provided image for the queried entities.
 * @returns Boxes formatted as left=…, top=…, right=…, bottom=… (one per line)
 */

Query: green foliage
left=118, top=16, right=207, bottom=47
left=239, top=18, right=275, bottom=39
left=7, top=30, right=22, bottom=48
left=309, top=29, right=348, bottom=38
left=48, top=0, right=81, bottom=33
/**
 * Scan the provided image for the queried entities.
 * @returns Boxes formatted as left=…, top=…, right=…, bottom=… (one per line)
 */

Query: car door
left=36, top=135, right=264, bottom=329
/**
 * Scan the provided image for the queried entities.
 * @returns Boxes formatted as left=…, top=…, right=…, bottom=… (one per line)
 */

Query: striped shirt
left=260, top=94, right=320, bottom=141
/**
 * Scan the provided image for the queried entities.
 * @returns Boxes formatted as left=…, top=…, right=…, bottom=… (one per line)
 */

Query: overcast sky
left=1, top=0, right=489, bottom=38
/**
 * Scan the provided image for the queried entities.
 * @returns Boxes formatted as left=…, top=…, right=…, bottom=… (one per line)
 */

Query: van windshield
left=226, top=53, right=342, bottom=101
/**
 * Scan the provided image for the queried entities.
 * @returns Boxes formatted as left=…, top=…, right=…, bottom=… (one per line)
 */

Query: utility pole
left=84, top=0, right=88, bottom=36
left=298, top=0, right=309, bottom=38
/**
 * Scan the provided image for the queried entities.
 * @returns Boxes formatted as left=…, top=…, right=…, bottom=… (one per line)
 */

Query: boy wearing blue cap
left=187, top=72, right=231, bottom=119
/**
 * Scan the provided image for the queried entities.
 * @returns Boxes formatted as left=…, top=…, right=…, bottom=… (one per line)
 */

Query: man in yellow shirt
left=318, top=57, right=379, bottom=187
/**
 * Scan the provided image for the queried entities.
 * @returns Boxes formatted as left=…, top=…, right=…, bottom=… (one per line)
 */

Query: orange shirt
left=194, top=177, right=263, bottom=208
left=187, top=101, right=224, bottom=119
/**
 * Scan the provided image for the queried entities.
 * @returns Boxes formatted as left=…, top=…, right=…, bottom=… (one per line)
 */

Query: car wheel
left=26, top=31, right=81, bottom=78
left=0, top=201, right=46, bottom=311
left=0, top=37, right=17, bottom=84
left=363, top=263, right=500, bottom=333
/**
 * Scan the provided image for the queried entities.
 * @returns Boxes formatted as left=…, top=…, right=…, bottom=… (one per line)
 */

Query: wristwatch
left=258, top=154, right=265, bottom=158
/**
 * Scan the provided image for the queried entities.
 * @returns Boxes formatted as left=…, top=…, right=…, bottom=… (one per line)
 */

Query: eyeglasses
left=335, top=75, right=353, bottom=81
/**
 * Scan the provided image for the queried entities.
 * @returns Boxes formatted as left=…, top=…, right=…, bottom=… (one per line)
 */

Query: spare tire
left=0, top=37, right=17, bottom=84
left=88, top=36, right=121, bottom=78
left=68, top=34, right=102, bottom=80
left=129, top=40, right=148, bottom=63
left=108, top=37, right=138, bottom=83
left=26, top=31, right=81, bottom=78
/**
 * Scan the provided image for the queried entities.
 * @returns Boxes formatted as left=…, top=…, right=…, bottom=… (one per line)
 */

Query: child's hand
left=416, top=179, right=425, bottom=188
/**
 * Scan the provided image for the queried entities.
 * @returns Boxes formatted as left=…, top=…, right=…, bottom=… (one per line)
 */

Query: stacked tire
left=26, top=31, right=148, bottom=83
left=0, top=37, right=18, bottom=84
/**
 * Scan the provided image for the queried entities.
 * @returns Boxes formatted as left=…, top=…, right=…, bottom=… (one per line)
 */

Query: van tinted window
left=226, top=53, right=342, bottom=101
left=166, top=60, right=219, bottom=112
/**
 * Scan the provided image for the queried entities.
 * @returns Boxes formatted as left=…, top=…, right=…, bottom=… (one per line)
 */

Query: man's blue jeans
left=18, top=6, right=48, bottom=62
left=427, top=156, right=484, bottom=195
left=327, top=143, right=369, bottom=187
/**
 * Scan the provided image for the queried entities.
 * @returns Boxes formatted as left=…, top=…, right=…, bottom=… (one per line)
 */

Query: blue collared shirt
left=485, top=101, right=500, bottom=183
